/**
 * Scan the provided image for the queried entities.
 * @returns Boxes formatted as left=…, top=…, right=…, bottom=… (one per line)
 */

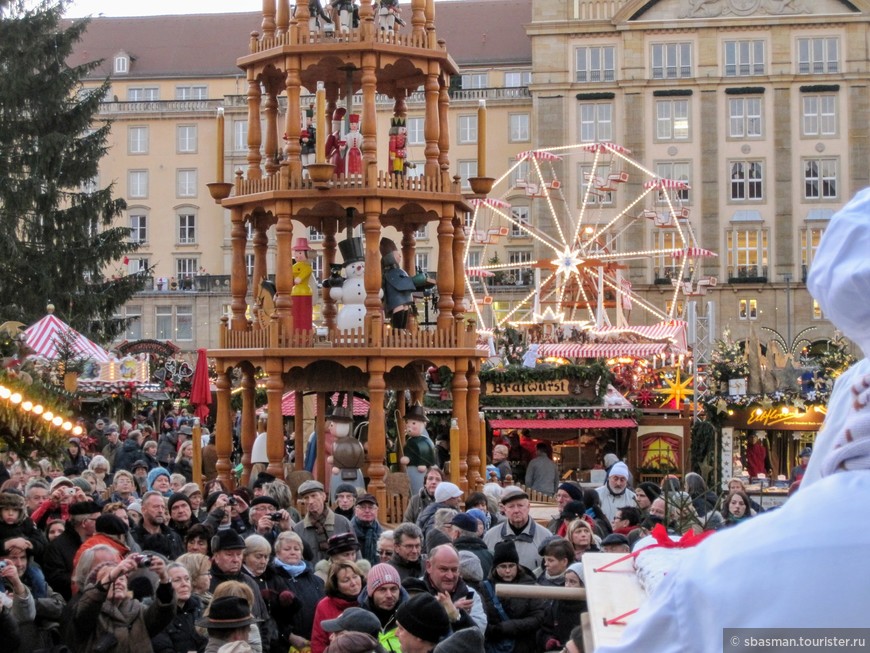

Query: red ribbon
left=592, top=524, right=715, bottom=573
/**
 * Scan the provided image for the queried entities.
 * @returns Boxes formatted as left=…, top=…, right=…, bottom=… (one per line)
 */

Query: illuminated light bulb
left=43, top=411, right=54, bottom=421
left=727, top=410, right=734, bottom=415
left=72, top=426, right=83, bottom=436
left=32, top=404, right=44, bottom=415
left=781, top=406, right=790, bottom=414
left=10, top=393, right=21, bottom=404
left=0, top=386, right=7, bottom=398
left=22, top=401, right=33, bottom=411
left=754, top=408, right=763, bottom=416
left=63, top=421, right=73, bottom=431
left=52, top=416, right=63, bottom=426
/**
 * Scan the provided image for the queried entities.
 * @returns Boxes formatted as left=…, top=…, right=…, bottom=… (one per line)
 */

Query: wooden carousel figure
left=325, top=406, right=365, bottom=500
left=388, top=115, right=408, bottom=177
left=308, top=0, right=334, bottom=36
left=379, top=237, right=417, bottom=330
left=325, top=107, right=347, bottom=177
left=299, top=106, right=316, bottom=178
left=376, top=0, right=403, bottom=34
left=401, top=404, right=436, bottom=495
left=291, top=237, right=314, bottom=332
left=330, top=0, right=358, bottom=35
left=344, top=113, right=363, bottom=177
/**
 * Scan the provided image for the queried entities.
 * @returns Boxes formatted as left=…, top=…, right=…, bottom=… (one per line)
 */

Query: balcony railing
left=98, top=99, right=224, bottom=115
left=727, top=265, right=768, bottom=284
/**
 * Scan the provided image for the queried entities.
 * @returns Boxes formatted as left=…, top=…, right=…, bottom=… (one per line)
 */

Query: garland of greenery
left=0, top=371, right=76, bottom=461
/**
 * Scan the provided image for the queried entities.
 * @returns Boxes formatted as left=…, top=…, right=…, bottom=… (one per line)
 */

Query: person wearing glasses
left=376, top=530, right=394, bottom=563
left=349, top=494, right=385, bottom=567
left=386, top=522, right=425, bottom=581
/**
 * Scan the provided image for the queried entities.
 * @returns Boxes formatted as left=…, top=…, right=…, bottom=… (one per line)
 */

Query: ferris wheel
left=463, top=142, right=717, bottom=336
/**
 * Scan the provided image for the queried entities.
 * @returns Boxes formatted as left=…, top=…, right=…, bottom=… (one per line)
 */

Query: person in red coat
left=310, top=560, right=365, bottom=653
left=745, top=433, right=771, bottom=479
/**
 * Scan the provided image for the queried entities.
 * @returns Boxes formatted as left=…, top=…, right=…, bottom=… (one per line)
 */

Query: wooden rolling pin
left=494, top=584, right=586, bottom=601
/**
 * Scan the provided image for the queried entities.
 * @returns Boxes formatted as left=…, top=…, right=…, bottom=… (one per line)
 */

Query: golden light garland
left=0, top=383, right=82, bottom=437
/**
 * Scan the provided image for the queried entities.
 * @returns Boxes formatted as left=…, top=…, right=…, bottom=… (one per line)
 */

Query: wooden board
left=582, top=552, right=647, bottom=650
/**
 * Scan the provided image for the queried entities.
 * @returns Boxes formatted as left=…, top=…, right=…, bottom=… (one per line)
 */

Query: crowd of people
left=0, top=402, right=779, bottom=653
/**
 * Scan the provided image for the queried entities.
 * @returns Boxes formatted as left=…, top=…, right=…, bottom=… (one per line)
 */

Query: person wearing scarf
left=292, top=481, right=352, bottom=565
left=349, top=493, right=384, bottom=566
left=310, top=560, right=365, bottom=653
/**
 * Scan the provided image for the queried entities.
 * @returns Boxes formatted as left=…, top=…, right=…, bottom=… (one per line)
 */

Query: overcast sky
left=63, top=0, right=421, bottom=19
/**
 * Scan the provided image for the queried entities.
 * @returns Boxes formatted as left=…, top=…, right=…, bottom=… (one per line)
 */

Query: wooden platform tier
left=217, top=320, right=479, bottom=354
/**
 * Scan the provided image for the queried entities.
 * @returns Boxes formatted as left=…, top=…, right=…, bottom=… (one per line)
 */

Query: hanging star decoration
left=635, top=388, right=655, bottom=407
left=655, top=368, right=694, bottom=408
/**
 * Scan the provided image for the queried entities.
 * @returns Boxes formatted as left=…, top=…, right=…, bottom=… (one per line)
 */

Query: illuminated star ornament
left=655, top=368, right=694, bottom=408
left=552, top=247, right=582, bottom=277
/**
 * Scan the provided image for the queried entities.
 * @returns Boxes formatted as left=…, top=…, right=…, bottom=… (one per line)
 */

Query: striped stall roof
left=489, top=418, right=637, bottom=430
left=537, top=342, right=674, bottom=359
left=25, top=313, right=111, bottom=363
left=280, top=392, right=369, bottom=417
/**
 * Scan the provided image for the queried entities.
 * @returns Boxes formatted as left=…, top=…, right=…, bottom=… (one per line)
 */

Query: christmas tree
left=0, top=0, right=147, bottom=342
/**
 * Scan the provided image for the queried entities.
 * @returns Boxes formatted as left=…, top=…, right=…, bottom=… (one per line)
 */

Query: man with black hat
left=132, top=491, right=184, bottom=560
left=43, top=499, right=101, bottom=599
left=321, top=605, right=382, bottom=641
left=449, top=513, right=493, bottom=579
left=292, top=480, right=352, bottom=564
left=548, top=482, right=586, bottom=534
left=395, top=592, right=451, bottom=653
left=198, top=595, right=260, bottom=652
left=243, top=495, right=293, bottom=544
left=167, top=492, right=198, bottom=540
left=350, top=493, right=385, bottom=566
left=209, top=529, right=270, bottom=643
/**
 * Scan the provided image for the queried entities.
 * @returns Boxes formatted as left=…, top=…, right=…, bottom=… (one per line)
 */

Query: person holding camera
left=71, top=552, right=176, bottom=652
left=242, top=496, right=293, bottom=545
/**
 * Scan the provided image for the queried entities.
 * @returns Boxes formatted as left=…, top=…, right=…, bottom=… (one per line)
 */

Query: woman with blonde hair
left=177, top=552, right=214, bottom=610
left=566, top=518, right=599, bottom=561
left=88, top=455, right=112, bottom=495
left=174, top=440, right=195, bottom=483
left=270, top=530, right=324, bottom=651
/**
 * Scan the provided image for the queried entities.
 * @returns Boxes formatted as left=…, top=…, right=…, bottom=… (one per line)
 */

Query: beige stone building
left=70, top=0, right=866, bottom=354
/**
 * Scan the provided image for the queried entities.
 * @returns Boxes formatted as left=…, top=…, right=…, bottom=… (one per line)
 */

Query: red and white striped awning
left=516, top=150, right=562, bottom=161
left=672, top=247, right=718, bottom=258
left=489, top=418, right=637, bottom=430
left=537, top=342, right=674, bottom=359
left=580, top=142, right=632, bottom=155
left=469, top=198, right=511, bottom=210
left=466, top=268, right=495, bottom=278
left=25, top=313, right=111, bottom=363
left=280, top=392, right=370, bottom=417
left=643, top=178, right=691, bottom=190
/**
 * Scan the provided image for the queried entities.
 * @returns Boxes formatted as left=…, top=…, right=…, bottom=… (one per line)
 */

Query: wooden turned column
left=239, top=367, right=257, bottom=487
left=363, top=209, right=383, bottom=344
left=361, top=53, right=378, bottom=186
left=215, top=367, right=234, bottom=489
left=366, top=361, right=388, bottom=507
left=294, top=391, right=305, bottom=470
left=452, top=210, right=466, bottom=319
left=411, top=0, right=425, bottom=42
left=266, top=361, right=285, bottom=478
left=466, top=364, right=483, bottom=491
left=264, top=88, right=279, bottom=176
left=230, top=208, right=249, bottom=330
left=252, top=220, right=269, bottom=327
left=246, top=69, right=263, bottom=180
left=452, top=362, right=469, bottom=495
left=262, top=0, right=276, bottom=38
left=285, top=57, right=303, bottom=182
left=436, top=214, right=455, bottom=331
left=274, top=202, right=293, bottom=333
left=322, top=220, right=338, bottom=329
left=276, top=0, right=289, bottom=37
left=438, top=77, right=451, bottom=187
left=423, top=63, right=440, bottom=179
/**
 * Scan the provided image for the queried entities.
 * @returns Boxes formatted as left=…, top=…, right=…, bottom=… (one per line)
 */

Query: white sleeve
left=469, top=590, right=488, bottom=632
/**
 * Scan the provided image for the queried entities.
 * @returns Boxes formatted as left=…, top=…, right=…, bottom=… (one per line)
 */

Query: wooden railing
left=250, top=25, right=430, bottom=53
left=234, top=168, right=452, bottom=196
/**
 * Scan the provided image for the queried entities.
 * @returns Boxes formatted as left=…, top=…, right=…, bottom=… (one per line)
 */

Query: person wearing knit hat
left=415, top=482, right=462, bottom=536
left=72, top=513, right=132, bottom=571
left=360, top=563, right=405, bottom=649
left=432, top=627, right=485, bottom=653
left=635, top=481, right=661, bottom=513
left=146, top=467, right=172, bottom=497
left=395, top=592, right=450, bottom=653
left=333, top=482, right=359, bottom=521
left=549, top=480, right=587, bottom=535
left=594, top=460, right=636, bottom=522
left=167, top=492, right=197, bottom=540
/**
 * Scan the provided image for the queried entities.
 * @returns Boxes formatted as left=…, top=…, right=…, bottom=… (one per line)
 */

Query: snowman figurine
left=330, top=237, right=367, bottom=331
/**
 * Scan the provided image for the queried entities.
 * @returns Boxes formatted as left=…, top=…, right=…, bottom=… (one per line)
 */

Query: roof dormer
left=113, top=51, right=131, bottom=75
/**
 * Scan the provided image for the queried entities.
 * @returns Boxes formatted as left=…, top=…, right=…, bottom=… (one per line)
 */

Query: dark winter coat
left=156, top=431, right=179, bottom=467
left=42, top=523, right=83, bottom=600
left=130, top=522, right=184, bottom=560
left=482, top=567, right=546, bottom=653
left=150, top=595, right=208, bottom=653
left=114, top=438, right=145, bottom=472
left=454, top=534, right=494, bottom=578
left=209, top=560, right=271, bottom=645
left=17, top=563, right=66, bottom=651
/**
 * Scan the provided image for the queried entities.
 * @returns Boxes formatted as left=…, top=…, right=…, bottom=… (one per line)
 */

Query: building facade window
left=727, top=227, right=768, bottom=280
left=128, top=258, right=149, bottom=274
left=575, top=46, right=616, bottom=82
left=176, top=305, right=193, bottom=340
left=509, top=113, right=530, bottom=142
left=461, top=73, right=488, bottom=89
left=655, top=99, right=689, bottom=141
left=130, top=213, right=147, bottom=244
left=804, top=158, right=838, bottom=200
left=128, top=126, right=148, bottom=154
left=458, top=161, right=477, bottom=189
left=406, top=117, right=424, bottom=145
left=510, top=206, right=530, bottom=237
left=245, top=254, right=255, bottom=278
left=578, top=102, right=613, bottom=142
left=155, top=306, right=172, bottom=340
left=234, top=121, right=248, bottom=151
left=651, top=42, right=692, bottom=79
left=579, top=164, right=613, bottom=205
left=802, top=94, right=837, bottom=137
left=728, top=97, right=762, bottom=138
left=458, top=115, right=478, bottom=144
left=509, top=159, right=530, bottom=188
left=724, top=40, right=765, bottom=76
left=797, top=37, right=839, bottom=74
left=128, top=170, right=148, bottom=198
left=177, top=125, right=197, bottom=153
left=414, top=225, right=427, bottom=239
left=127, top=87, right=159, bottom=101
left=729, top=161, right=763, bottom=201
left=415, top=252, right=430, bottom=273
left=177, top=213, right=196, bottom=244
left=504, top=71, right=532, bottom=87
left=653, top=229, right=681, bottom=281
left=508, top=251, right=533, bottom=284
left=175, top=85, right=208, bottom=100
left=114, top=54, right=129, bottom=74
left=311, top=254, right=323, bottom=281
left=654, top=162, right=690, bottom=202
left=124, top=305, right=141, bottom=340
left=801, top=224, right=825, bottom=278
left=176, top=257, right=198, bottom=279
left=812, top=299, right=825, bottom=320
left=738, top=298, right=758, bottom=320
left=177, top=169, right=197, bottom=198
left=308, top=226, right=324, bottom=242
